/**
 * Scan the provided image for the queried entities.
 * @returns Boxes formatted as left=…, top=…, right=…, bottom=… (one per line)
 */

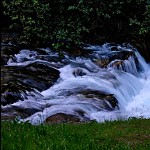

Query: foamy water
left=3, top=43, right=150, bottom=124
left=125, top=70, right=150, bottom=118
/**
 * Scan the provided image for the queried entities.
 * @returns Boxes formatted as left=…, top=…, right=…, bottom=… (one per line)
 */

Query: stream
left=1, top=43, right=150, bottom=124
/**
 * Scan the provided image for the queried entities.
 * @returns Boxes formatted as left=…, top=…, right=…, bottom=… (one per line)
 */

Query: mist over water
left=3, top=43, right=150, bottom=124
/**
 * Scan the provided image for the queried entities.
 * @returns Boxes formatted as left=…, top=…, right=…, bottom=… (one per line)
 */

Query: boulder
left=45, top=113, right=80, bottom=124
left=73, top=68, right=86, bottom=77
left=94, top=50, right=134, bottom=68
left=1, top=45, right=20, bottom=65
left=80, top=89, right=118, bottom=110
left=1, top=63, right=60, bottom=105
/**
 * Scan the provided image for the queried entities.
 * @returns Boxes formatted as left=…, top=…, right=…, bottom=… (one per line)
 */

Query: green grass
left=1, top=118, right=150, bottom=150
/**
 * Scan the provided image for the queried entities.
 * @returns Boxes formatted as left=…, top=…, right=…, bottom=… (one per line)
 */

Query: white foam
left=4, top=43, right=150, bottom=124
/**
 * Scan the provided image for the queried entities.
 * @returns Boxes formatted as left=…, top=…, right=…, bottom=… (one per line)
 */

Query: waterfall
left=2, top=43, right=150, bottom=124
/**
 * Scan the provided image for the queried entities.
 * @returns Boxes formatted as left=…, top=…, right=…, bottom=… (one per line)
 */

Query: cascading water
left=1, top=43, right=150, bottom=124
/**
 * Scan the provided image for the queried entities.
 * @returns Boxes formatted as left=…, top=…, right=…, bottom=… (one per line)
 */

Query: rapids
left=1, top=43, right=150, bottom=124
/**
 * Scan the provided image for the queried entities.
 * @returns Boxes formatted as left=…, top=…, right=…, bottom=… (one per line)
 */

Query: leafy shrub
left=2, top=0, right=51, bottom=45
left=2, top=0, right=149, bottom=48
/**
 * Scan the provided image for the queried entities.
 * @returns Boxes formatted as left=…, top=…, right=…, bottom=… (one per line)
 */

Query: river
left=1, top=43, right=150, bottom=124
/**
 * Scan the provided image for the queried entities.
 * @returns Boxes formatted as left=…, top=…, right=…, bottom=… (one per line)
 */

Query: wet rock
left=2, top=92, right=23, bottom=105
left=109, top=50, right=134, bottom=61
left=23, top=62, right=60, bottom=89
left=45, top=113, right=80, bottom=124
left=1, top=105, right=29, bottom=121
left=108, top=60, right=124, bottom=69
left=73, top=68, right=86, bottom=77
left=1, top=100, right=45, bottom=121
left=1, top=45, right=21, bottom=65
left=1, top=111, right=28, bottom=121
left=95, top=50, right=134, bottom=68
left=1, top=53, right=9, bottom=65
left=1, top=66, right=30, bottom=105
left=110, top=46, right=118, bottom=51
left=95, top=58, right=110, bottom=68
left=1, top=96, right=7, bottom=104
left=80, top=90, right=118, bottom=110
left=1, top=63, right=60, bottom=105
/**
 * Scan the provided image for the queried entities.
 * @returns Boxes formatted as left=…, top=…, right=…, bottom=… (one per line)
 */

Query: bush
left=2, top=0, right=150, bottom=48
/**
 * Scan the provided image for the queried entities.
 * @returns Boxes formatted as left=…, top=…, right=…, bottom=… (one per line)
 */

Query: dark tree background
left=1, top=0, right=150, bottom=61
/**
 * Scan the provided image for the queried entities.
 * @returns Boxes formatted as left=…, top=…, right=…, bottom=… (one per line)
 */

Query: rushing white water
left=3, top=43, right=150, bottom=124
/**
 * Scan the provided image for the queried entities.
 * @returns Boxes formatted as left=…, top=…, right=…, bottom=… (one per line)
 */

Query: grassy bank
left=1, top=118, right=150, bottom=150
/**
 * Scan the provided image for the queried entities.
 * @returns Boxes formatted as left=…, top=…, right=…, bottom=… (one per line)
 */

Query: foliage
left=1, top=118, right=150, bottom=150
left=2, top=0, right=51, bottom=45
left=2, top=0, right=150, bottom=48
left=129, top=1, right=150, bottom=35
